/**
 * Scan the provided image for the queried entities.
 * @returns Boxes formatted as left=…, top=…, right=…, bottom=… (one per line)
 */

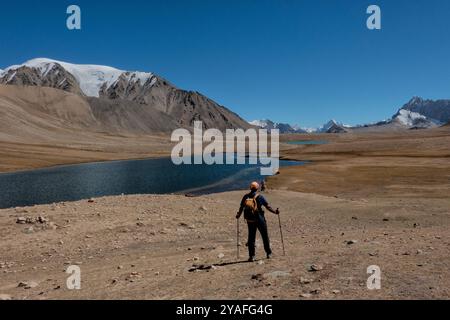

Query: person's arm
left=265, top=205, right=280, bottom=215
left=236, top=196, right=246, bottom=219
left=260, top=196, right=280, bottom=215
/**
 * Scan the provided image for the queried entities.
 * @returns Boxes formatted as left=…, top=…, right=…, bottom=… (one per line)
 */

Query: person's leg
left=257, top=216, right=272, bottom=256
left=247, top=222, right=257, bottom=259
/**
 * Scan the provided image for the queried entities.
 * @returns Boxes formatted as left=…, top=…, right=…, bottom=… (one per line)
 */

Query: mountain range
left=0, top=58, right=251, bottom=134
left=1, top=58, right=449, bottom=139
left=250, top=97, right=450, bottom=133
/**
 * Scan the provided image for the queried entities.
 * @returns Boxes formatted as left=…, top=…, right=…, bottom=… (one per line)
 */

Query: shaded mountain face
left=0, top=58, right=251, bottom=131
left=399, top=97, right=450, bottom=124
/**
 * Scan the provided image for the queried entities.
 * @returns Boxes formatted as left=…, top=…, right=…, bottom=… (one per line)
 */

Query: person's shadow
left=188, top=259, right=259, bottom=272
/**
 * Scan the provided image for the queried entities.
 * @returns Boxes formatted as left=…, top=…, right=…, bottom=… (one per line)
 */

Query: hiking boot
left=266, top=253, right=272, bottom=259
left=248, top=256, right=256, bottom=262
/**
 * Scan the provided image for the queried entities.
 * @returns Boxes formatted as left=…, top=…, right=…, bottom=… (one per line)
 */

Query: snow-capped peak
left=249, top=119, right=272, bottom=128
left=395, top=109, right=427, bottom=126
left=3, top=58, right=155, bottom=97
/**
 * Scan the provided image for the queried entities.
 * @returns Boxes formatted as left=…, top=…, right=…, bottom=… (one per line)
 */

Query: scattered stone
left=300, top=293, right=312, bottom=298
left=37, top=216, right=47, bottom=224
left=257, top=260, right=265, bottom=265
left=332, top=290, right=341, bottom=294
left=308, top=264, right=323, bottom=272
left=118, top=265, right=123, bottom=270
left=310, top=289, right=322, bottom=295
left=88, top=199, right=95, bottom=203
left=251, top=273, right=264, bottom=281
left=300, top=277, right=313, bottom=284
left=193, top=257, right=200, bottom=261
left=218, top=253, right=225, bottom=259
left=416, top=249, right=423, bottom=255
left=18, top=281, right=38, bottom=289
left=346, top=240, right=358, bottom=245
left=199, top=206, right=208, bottom=212
left=383, top=218, right=389, bottom=222
left=351, top=217, right=358, bottom=220
left=16, top=217, right=27, bottom=224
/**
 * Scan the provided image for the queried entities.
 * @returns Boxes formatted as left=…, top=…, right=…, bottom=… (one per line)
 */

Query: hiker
left=236, top=182, right=280, bottom=262
left=260, top=179, right=266, bottom=192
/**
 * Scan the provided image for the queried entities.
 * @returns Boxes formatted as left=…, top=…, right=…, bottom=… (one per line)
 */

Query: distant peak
left=407, top=96, right=424, bottom=104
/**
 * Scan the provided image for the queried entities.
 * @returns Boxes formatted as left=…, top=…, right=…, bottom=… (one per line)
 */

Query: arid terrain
left=1, top=125, right=449, bottom=300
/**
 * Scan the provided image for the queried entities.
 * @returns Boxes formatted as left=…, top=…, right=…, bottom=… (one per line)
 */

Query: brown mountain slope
left=0, top=85, right=182, bottom=140
left=0, top=85, right=98, bottom=142
left=1, top=59, right=252, bottom=130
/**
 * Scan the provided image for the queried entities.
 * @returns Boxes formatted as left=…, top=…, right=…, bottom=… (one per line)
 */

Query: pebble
left=300, top=277, right=313, bottom=284
left=218, top=253, right=225, bottom=259
left=18, top=281, right=39, bottom=289
left=308, top=264, right=323, bottom=272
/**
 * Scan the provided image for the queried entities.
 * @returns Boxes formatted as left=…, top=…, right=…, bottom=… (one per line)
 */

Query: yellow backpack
left=244, top=193, right=259, bottom=221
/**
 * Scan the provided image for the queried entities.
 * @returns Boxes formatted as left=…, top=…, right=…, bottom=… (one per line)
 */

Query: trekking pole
left=277, top=209, right=286, bottom=256
left=237, top=218, right=240, bottom=259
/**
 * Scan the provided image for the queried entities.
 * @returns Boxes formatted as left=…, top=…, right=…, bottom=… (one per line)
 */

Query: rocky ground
left=0, top=190, right=449, bottom=300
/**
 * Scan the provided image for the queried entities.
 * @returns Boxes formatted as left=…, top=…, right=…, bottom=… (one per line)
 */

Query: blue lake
left=0, top=156, right=304, bottom=209
left=286, top=140, right=328, bottom=145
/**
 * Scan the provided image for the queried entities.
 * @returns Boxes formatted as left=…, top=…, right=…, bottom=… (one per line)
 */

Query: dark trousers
left=247, top=215, right=272, bottom=257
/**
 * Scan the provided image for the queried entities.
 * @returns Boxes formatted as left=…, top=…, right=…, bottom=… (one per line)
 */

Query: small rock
left=88, top=199, right=95, bottom=203
left=16, top=217, right=27, bottom=224
left=18, top=281, right=38, bottom=289
left=310, top=289, right=322, bottom=295
left=351, top=217, right=358, bottom=220
left=308, top=264, right=323, bottom=272
left=332, top=290, right=341, bottom=294
left=383, top=218, right=389, bottom=222
left=416, top=249, right=423, bottom=255
left=199, top=206, right=208, bottom=212
left=300, top=293, right=312, bottom=298
left=37, top=216, right=47, bottom=224
left=218, top=253, right=225, bottom=259
left=118, top=265, right=123, bottom=270
left=251, top=273, right=264, bottom=281
left=193, top=257, right=200, bottom=261
left=346, top=240, right=358, bottom=245
left=300, top=277, right=313, bottom=284
left=257, top=260, right=265, bottom=265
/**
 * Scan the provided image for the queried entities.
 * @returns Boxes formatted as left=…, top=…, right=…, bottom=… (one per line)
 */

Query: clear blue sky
left=1, top=0, right=450, bottom=127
